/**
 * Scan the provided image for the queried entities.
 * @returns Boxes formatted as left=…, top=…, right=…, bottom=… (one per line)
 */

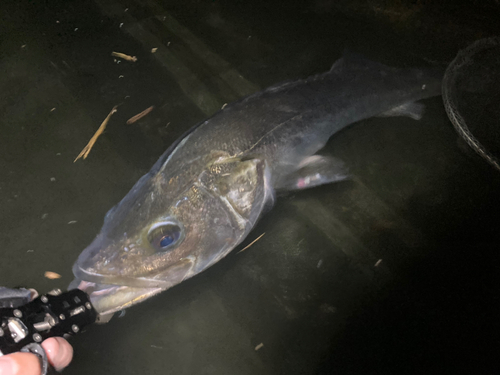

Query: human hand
left=0, top=337, right=73, bottom=375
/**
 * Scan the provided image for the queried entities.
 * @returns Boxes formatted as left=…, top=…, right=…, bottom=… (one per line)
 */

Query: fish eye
left=147, top=222, right=184, bottom=252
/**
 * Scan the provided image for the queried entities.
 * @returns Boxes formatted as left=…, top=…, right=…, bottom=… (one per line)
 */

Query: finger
left=41, top=338, right=73, bottom=371
left=0, top=352, right=41, bottom=375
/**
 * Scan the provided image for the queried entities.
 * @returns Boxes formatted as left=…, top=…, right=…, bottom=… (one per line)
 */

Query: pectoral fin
left=276, top=155, right=349, bottom=191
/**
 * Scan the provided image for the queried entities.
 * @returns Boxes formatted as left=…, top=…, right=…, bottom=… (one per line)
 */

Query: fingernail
left=0, top=356, right=19, bottom=375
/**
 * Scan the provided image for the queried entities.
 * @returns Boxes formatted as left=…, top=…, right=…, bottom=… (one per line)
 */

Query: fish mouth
left=72, top=255, right=196, bottom=288
left=70, top=257, right=196, bottom=320
left=69, top=278, right=163, bottom=322
left=72, top=261, right=171, bottom=289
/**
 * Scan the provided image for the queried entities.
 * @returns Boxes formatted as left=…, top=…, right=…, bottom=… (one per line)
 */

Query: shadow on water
left=316, top=155, right=500, bottom=374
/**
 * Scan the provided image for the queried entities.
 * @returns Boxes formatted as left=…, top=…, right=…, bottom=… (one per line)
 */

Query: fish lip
left=72, top=262, right=167, bottom=288
left=72, top=256, right=196, bottom=289
left=72, top=279, right=164, bottom=317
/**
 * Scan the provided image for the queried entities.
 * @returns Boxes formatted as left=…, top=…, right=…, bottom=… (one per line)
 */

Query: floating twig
left=111, top=51, right=137, bottom=62
left=237, top=233, right=265, bottom=254
left=126, top=106, right=154, bottom=124
left=44, top=271, right=62, bottom=279
left=74, top=105, right=118, bottom=162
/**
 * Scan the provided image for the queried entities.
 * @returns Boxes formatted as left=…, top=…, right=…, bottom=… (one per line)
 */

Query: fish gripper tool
left=0, top=288, right=97, bottom=374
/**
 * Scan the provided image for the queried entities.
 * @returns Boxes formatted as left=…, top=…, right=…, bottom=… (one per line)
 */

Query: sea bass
left=70, top=55, right=442, bottom=320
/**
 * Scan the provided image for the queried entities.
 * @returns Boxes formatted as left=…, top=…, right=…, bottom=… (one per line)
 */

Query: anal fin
left=377, top=101, right=426, bottom=120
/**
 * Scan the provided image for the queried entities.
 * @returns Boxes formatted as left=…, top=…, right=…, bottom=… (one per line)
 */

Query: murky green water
left=1, top=1, right=499, bottom=373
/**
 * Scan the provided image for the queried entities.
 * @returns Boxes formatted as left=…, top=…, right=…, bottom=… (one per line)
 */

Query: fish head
left=70, top=154, right=271, bottom=317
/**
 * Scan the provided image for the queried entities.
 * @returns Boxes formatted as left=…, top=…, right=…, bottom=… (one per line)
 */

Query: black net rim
left=442, top=36, right=500, bottom=171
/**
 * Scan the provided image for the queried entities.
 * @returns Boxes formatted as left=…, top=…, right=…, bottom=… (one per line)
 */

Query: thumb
left=0, top=352, right=41, bottom=375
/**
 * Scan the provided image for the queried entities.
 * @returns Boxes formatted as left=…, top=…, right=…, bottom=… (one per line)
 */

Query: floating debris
left=74, top=105, right=118, bottom=162
left=221, top=103, right=227, bottom=109
left=50, top=108, right=56, bottom=112
left=150, top=345, right=163, bottom=349
left=27, top=250, right=34, bottom=253
left=50, top=177, right=56, bottom=182
left=44, top=271, right=61, bottom=279
left=237, top=233, right=265, bottom=254
left=41, top=213, right=48, bottom=219
left=127, top=106, right=154, bottom=125
left=374, top=259, right=383, bottom=267
left=255, top=343, right=264, bottom=351
left=68, top=221, right=77, bottom=224
left=111, top=51, right=137, bottom=62
left=151, top=48, right=158, bottom=53
left=317, top=259, right=323, bottom=268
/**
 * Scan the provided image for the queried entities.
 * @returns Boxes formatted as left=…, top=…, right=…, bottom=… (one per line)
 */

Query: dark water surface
left=1, top=1, right=499, bottom=374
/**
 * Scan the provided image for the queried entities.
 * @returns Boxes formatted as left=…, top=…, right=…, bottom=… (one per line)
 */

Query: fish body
left=70, top=56, right=442, bottom=318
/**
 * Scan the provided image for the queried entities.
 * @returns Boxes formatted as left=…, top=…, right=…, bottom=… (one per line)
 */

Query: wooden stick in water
left=126, top=106, right=154, bottom=124
left=111, top=51, right=138, bottom=62
left=237, top=233, right=265, bottom=253
left=74, top=105, right=118, bottom=162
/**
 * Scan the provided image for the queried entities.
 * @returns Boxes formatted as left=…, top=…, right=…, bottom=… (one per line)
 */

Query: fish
left=69, top=55, right=443, bottom=321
